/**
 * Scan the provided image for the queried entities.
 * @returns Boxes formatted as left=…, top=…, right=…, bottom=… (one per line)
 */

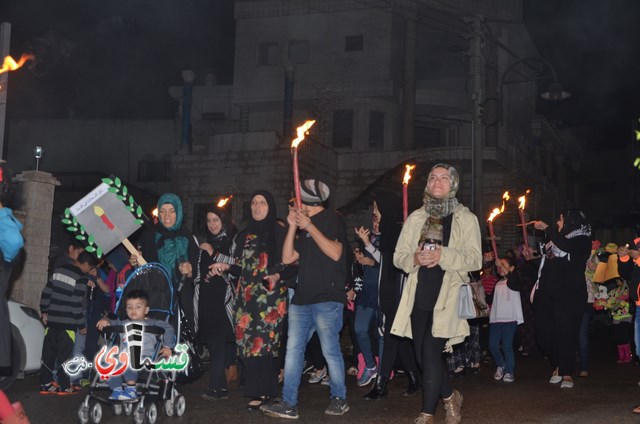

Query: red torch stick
left=291, top=120, right=316, bottom=209
left=402, top=164, right=415, bottom=222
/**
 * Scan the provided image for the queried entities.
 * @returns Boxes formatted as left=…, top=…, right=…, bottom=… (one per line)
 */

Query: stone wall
left=10, top=171, right=59, bottom=310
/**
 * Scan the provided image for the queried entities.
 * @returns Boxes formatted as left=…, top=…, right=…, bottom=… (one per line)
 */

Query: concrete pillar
left=11, top=170, right=60, bottom=310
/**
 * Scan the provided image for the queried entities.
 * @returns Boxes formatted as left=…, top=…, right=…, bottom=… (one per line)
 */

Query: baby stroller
left=77, top=263, right=192, bottom=424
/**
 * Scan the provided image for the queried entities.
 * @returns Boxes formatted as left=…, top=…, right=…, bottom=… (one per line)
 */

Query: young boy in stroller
left=96, top=289, right=176, bottom=401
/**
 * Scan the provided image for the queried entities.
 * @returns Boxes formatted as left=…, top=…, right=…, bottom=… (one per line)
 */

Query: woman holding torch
left=532, top=209, right=591, bottom=389
left=391, top=163, right=482, bottom=424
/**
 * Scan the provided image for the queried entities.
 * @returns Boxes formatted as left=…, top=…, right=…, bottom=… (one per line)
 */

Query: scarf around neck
left=419, top=192, right=459, bottom=246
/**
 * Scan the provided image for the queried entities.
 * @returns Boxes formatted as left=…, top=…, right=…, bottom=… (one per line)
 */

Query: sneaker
left=549, top=369, right=562, bottom=384
left=261, top=400, right=299, bottom=419
left=346, top=366, right=358, bottom=376
left=321, top=375, right=330, bottom=386
left=325, top=397, right=349, bottom=416
left=560, top=378, right=574, bottom=389
left=57, top=385, right=81, bottom=396
left=502, top=373, right=515, bottom=383
left=357, top=367, right=377, bottom=387
left=109, top=387, right=124, bottom=400
left=493, top=367, right=504, bottom=381
left=39, top=381, right=59, bottom=395
left=201, top=387, right=229, bottom=401
left=117, top=386, right=138, bottom=400
left=308, top=368, right=327, bottom=384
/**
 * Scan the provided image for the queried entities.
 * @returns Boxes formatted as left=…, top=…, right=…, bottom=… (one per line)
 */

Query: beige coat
left=391, top=203, right=482, bottom=351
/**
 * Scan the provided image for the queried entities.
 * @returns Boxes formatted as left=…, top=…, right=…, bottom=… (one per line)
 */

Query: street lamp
left=497, top=57, right=570, bottom=124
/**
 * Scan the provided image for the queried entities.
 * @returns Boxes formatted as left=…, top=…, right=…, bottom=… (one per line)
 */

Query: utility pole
left=402, top=12, right=416, bottom=149
left=470, top=16, right=485, bottom=218
left=0, top=22, right=11, bottom=160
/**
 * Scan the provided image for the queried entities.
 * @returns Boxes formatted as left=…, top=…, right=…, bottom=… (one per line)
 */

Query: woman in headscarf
left=391, top=163, right=482, bottom=424
left=363, top=192, right=421, bottom=400
left=197, top=204, right=238, bottom=400
left=131, top=193, right=199, bottom=332
left=209, top=190, right=295, bottom=410
left=532, top=209, right=591, bottom=389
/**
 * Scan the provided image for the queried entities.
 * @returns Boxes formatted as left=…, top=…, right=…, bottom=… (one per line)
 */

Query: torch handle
left=292, top=148, right=302, bottom=210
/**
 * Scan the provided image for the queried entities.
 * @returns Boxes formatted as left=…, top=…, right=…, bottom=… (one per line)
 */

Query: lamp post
left=498, top=57, right=571, bottom=125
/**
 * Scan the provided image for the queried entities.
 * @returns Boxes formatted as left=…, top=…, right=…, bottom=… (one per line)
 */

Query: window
left=332, top=110, right=354, bottom=148
left=138, top=160, right=171, bottom=182
left=288, top=40, right=309, bottom=64
left=258, top=42, right=279, bottom=66
left=345, top=35, right=363, bottom=52
left=414, top=125, right=443, bottom=148
left=368, top=111, right=385, bottom=149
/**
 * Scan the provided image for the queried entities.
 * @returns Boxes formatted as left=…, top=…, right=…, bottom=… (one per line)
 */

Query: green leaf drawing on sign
left=61, top=219, right=72, bottom=225
left=115, top=177, right=122, bottom=187
left=67, top=226, right=77, bottom=232
left=136, top=206, right=142, bottom=217
left=76, top=235, right=86, bottom=241
left=108, top=187, right=118, bottom=193
left=85, top=245, right=96, bottom=253
left=97, top=247, right=103, bottom=258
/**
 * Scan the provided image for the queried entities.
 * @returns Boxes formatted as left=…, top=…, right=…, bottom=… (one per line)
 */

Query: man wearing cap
left=262, top=179, right=349, bottom=419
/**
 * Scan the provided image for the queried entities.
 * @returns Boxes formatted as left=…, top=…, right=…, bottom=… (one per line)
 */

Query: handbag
left=469, top=280, right=490, bottom=318
left=457, top=283, right=477, bottom=319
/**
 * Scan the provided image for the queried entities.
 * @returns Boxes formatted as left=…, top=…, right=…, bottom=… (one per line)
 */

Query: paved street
left=5, top=320, right=640, bottom=423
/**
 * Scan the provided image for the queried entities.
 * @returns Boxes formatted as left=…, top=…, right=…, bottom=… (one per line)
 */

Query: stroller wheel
left=88, top=399, right=103, bottom=424
left=113, top=403, right=123, bottom=416
left=133, top=401, right=145, bottom=424
left=78, top=403, right=90, bottom=424
left=174, top=395, right=186, bottom=417
left=163, top=399, right=174, bottom=417
left=123, top=402, right=134, bottom=417
left=144, top=400, right=158, bottom=424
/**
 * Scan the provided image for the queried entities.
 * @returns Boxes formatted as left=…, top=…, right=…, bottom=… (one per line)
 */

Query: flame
left=488, top=208, right=502, bottom=222
left=217, top=195, right=233, bottom=207
left=291, top=120, right=316, bottom=148
left=500, top=191, right=510, bottom=212
left=402, top=164, right=416, bottom=185
left=93, top=205, right=105, bottom=216
left=152, top=208, right=158, bottom=217
left=0, top=54, right=35, bottom=75
left=518, top=189, right=531, bottom=209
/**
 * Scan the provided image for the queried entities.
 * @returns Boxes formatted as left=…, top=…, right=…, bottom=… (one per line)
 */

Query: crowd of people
left=2, top=158, right=640, bottom=423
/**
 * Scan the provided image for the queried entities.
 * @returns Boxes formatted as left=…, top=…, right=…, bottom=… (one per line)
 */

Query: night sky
left=1, top=0, right=235, bottom=119
left=2, top=0, right=639, bottom=149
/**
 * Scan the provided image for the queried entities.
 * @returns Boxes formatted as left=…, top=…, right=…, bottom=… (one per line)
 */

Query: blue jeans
left=282, top=302, right=346, bottom=406
left=578, top=308, right=593, bottom=372
left=489, top=321, right=517, bottom=375
left=355, top=305, right=377, bottom=369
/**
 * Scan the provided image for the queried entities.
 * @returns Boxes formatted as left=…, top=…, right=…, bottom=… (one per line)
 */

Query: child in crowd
left=39, top=251, right=98, bottom=395
left=96, top=289, right=176, bottom=401
left=489, top=256, right=524, bottom=383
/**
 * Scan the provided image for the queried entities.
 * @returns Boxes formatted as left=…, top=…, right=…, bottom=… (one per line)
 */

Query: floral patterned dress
left=234, top=232, right=288, bottom=358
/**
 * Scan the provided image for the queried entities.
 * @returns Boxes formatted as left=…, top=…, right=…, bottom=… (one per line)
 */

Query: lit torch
left=217, top=195, right=232, bottom=207
left=402, top=164, right=416, bottom=222
left=151, top=208, right=158, bottom=225
left=486, top=191, right=509, bottom=261
left=0, top=54, right=34, bottom=75
left=517, top=189, right=531, bottom=251
left=291, top=120, right=316, bottom=209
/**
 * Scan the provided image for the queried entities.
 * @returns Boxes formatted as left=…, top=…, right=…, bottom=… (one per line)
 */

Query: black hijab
left=374, top=192, right=403, bottom=253
left=246, top=190, right=280, bottom=269
left=204, top=205, right=237, bottom=252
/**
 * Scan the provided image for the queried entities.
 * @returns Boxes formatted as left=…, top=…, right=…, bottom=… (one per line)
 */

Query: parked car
left=0, top=299, right=45, bottom=390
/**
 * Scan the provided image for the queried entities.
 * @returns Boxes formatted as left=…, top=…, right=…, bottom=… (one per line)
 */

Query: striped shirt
left=39, top=263, right=88, bottom=330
